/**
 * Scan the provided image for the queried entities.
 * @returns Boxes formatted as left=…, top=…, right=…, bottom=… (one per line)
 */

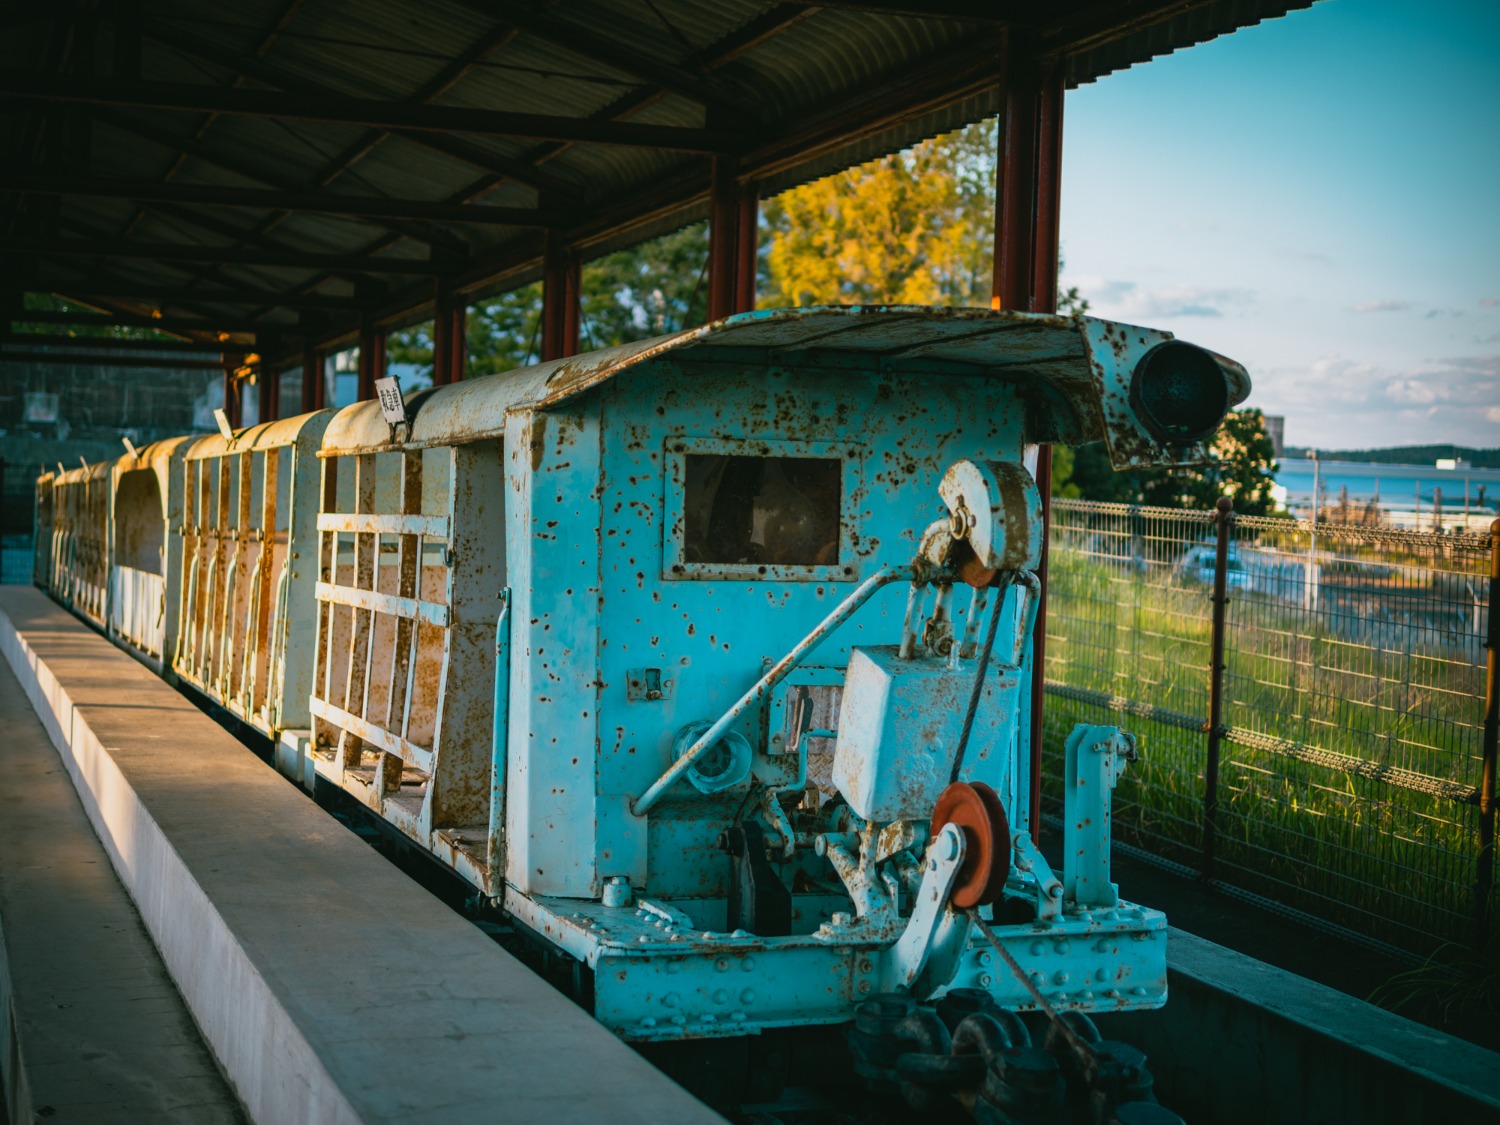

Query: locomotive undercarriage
left=504, top=888, right=1168, bottom=1043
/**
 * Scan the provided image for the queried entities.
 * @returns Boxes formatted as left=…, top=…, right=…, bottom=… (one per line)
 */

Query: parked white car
left=1174, top=545, right=1251, bottom=590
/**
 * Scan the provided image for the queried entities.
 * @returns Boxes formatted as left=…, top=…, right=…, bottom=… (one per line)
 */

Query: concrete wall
left=1094, top=929, right=1500, bottom=1124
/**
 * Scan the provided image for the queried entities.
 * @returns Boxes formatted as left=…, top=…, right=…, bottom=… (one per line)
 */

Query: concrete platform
left=0, top=656, right=244, bottom=1124
left=0, top=587, right=720, bottom=1125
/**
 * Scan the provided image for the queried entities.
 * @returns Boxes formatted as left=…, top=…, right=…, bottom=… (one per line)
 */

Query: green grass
left=1040, top=544, right=1488, bottom=956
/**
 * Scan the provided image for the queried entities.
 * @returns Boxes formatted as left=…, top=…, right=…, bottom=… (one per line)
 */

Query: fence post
left=1477, top=518, right=1500, bottom=948
left=1202, top=497, right=1234, bottom=880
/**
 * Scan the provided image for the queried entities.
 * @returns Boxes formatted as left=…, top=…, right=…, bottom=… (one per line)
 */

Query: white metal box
left=831, top=645, right=1018, bottom=823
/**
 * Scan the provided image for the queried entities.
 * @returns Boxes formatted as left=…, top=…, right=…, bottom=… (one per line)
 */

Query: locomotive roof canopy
left=317, top=305, right=1251, bottom=458
left=2, top=0, right=1312, bottom=355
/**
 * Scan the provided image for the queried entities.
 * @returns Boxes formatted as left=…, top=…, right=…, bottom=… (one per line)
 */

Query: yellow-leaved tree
left=760, top=122, right=995, bottom=308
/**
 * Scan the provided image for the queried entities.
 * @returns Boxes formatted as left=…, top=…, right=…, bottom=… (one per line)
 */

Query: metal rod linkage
left=631, top=564, right=908, bottom=816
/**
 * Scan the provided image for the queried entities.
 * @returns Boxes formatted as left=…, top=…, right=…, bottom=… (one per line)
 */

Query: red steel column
left=258, top=364, right=279, bottom=423
left=432, top=283, right=451, bottom=387
left=302, top=342, right=323, bottom=411
left=358, top=318, right=385, bottom=400
left=708, top=158, right=758, bottom=321
left=222, top=366, right=241, bottom=428
left=541, top=234, right=580, bottom=362
left=447, top=299, right=467, bottom=381
left=992, top=31, right=1065, bottom=836
left=433, top=279, right=469, bottom=384
left=734, top=181, right=760, bottom=315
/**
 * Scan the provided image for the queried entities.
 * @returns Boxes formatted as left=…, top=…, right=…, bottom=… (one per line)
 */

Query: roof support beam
left=0, top=332, right=254, bottom=353
left=248, top=4, right=816, bottom=326
left=2, top=237, right=447, bottom=275
left=444, top=0, right=756, bottom=116
left=140, top=18, right=582, bottom=197
left=0, top=349, right=244, bottom=370
left=801, top=1, right=1035, bottom=23
left=93, top=112, right=462, bottom=248
left=0, top=173, right=565, bottom=227
left=10, top=308, right=268, bottom=336
left=0, top=76, right=742, bottom=151
left=41, top=284, right=365, bottom=310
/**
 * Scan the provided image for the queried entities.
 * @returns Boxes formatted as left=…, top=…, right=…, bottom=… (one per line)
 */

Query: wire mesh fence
left=1041, top=498, right=1497, bottom=957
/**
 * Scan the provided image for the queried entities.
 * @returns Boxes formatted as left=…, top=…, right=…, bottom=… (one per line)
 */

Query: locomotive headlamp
left=1129, top=340, right=1231, bottom=445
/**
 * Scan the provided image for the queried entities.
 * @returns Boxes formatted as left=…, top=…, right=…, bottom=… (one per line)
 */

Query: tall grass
left=1040, top=521, right=1490, bottom=956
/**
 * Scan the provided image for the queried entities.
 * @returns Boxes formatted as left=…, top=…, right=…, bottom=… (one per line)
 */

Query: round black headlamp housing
left=1128, top=341, right=1231, bottom=446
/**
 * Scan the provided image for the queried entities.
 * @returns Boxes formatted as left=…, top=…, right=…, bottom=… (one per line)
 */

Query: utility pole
left=1305, top=450, right=1319, bottom=613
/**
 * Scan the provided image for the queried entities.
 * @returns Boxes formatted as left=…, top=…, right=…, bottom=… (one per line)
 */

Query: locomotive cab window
left=665, top=439, right=860, bottom=581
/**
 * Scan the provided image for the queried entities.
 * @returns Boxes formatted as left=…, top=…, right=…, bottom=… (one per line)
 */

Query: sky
left=1057, top=0, right=1500, bottom=450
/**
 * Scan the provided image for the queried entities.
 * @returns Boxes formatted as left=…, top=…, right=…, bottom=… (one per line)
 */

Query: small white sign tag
left=213, top=408, right=234, bottom=440
left=375, top=376, right=407, bottom=424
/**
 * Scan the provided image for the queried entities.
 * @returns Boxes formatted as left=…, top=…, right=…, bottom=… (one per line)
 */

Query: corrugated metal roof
left=1, top=0, right=1319, bottom=351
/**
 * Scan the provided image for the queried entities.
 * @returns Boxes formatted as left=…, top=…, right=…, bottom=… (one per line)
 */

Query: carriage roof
left=186, top=409, right=333, bottom=461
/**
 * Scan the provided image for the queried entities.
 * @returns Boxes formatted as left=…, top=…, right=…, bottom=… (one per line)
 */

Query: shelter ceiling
left=0, top=0, right=1312, bottom=349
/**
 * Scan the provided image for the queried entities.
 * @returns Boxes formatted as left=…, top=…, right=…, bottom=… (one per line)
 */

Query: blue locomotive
left=39, top=306, right=1247, bottom=1118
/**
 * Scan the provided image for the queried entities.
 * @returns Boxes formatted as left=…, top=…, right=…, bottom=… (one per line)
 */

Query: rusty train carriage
left=49, top=459, right=112, bottom=628
left=108, top=436, right=195, bottom=667
left=34, top=307, right=1251, bottom=1072
left=175, top=412, right=331, bottom=737
left=32, top=470, right=53, bottom=587
left=292, top=438, right=501, bottom=871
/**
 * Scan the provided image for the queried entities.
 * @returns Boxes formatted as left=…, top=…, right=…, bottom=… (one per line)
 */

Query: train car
left=109, top=436, right=197, bottom=671
left=303, top=306, right=1247, bottom=1060
left=173, top=411, right=331, bottom=739
left=35, top=306, right=1247, bottom=1116
left=48, top=458, right=113, bottom=629
left=32, top=469, right=53, bottom=587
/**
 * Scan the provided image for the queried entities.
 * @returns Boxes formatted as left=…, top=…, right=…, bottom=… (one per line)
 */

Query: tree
left=1066, top=408, right=1281, bottom=516
left=760, top=121, right=1089, bottom=314
left=391, top=118, right=1089, bottom=382
left=387, top=225, right=710, bottom=384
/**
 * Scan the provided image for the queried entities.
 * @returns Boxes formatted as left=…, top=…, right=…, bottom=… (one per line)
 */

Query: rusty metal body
left=174, top=411, right=332, bottom=736
left=33, top=306, right=1250, bottom=1051
left=32, top=470, right=53, bottom=587
left=46, top=458, right=113, bottom=628
left=108, top=436, right=196, bottom=670
left=301, top=306, right=1246, bottom=1041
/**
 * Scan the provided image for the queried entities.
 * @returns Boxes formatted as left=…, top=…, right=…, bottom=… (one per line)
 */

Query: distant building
left=1435, top=457, right=1471, bottom=471
left=1262, top=414, right=1285, bottom=459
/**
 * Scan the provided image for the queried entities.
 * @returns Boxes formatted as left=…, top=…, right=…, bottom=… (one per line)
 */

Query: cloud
left=1073, top=277, right=1254, bottom=320
left=1382, top=354, right=1499, bottom=409
left=1351, top=299, right=1409, bottom=313
left=1252, top=352, right=1500, bottom=441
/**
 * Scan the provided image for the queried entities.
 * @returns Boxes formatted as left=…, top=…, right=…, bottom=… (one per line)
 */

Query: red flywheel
left=930, top=781, right=1011, bottom=908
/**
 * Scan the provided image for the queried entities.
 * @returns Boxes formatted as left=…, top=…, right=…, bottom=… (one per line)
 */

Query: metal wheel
left=931, top=780, right=1010, bottom=908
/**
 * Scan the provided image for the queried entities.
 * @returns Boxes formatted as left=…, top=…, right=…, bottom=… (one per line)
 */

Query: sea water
left=1275, top=459, right=1500, bottom=513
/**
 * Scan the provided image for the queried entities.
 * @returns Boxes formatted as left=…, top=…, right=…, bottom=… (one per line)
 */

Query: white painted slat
left=317, top=513, right=449, bottom=537
left=314, top=581, right=449, bottom=627
left=308, top=697, right=436, bottom=775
